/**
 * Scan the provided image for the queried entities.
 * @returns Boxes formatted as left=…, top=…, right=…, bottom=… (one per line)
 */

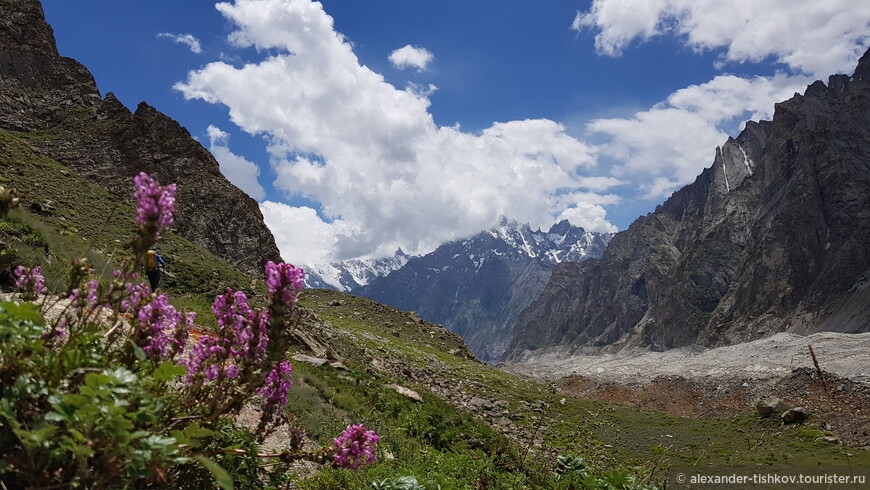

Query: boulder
left=328, top=361, right=349, bottom=371
left=290, top=353, right=328, bottom=366
left=756, top=397, right=791, bottom=418
left=781, top=407, right=808, bottom=424
left=385, top=383, right=423, bottom=403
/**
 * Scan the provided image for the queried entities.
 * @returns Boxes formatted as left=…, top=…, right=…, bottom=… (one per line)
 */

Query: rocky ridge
left=506, top=49, right=870, bottom=360
left=0, top=0, right=281, bottom=275
left=355, top=218, right=612, bottom=361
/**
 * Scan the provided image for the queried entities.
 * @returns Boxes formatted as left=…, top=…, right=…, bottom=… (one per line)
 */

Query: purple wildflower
left=212, top=288, right=269, bottom=361
left=86, top=279, right=98, bottom=306
left=332, top=424, right=379, bottom=469
left=181, top=288, right=267, bottom=384
left=68, top=279, right=100, bottom=312
left=182, top=335, right=216, bottom=383
left=264, top=261, right=304, bottom=307
left=120, top=281, right=151, bottom=313
left=14, top=265, right=46, bottom=299
left=41, top=317, right=69, bottom=348
left=133, top=172, right=176, bottom=235
left=256, top=360, right=293, bottom=409
left=204, top=364, right=220, bottom=380
left=134, top=293, right=191, bottom=359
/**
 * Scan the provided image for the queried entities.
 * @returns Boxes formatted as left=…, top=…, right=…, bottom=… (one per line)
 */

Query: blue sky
left=41, top=1, right=869, bottom=265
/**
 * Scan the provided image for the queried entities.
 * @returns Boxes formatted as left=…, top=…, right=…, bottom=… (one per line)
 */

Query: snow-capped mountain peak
left=352, top=218, right=613, bottom=361
left=303, top=248, right=412, bottom=291
left=478, top=217, right=611, bottom=265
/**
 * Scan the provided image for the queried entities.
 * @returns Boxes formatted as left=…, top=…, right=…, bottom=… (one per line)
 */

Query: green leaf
left=44, top=411, right=65, bottom=423
left=132, top=343, right=147, bottom=361
left=194, top=455, right=234, bottom=490
left=173, top=423, right=216, bottom=446
left=129, top=430, right=152, bottom=440
left=15, top=424, right=58, bottom=449
left=153, top=361, right=186, bottom=382
left=0, top=301, right=45, bottom=325
left=84, top=372, right=113, bottom=389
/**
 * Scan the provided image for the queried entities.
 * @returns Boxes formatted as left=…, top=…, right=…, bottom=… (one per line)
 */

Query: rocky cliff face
left=0, top=0, right=281, bottom=275
left=505, top=50, right=870, bottom=361
left=355, top=218, right=612, bottom=361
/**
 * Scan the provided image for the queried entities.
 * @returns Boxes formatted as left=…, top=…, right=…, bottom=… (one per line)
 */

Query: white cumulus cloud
left=157, top=32, right=203, bottom=54
left=585, top=73, right=812, bottom=198
left=259, top=202, right=352, bottom=266
left=206, top=125, right=266, bottom=201
left=176, top=0, right=610, bottom=264
left=573, top=0, right=870, bottom=77
left=558, top=203, right=618, bottom=234
left=175, top=0, right=862, bottom=264
left=388, top=44, right=435, bottom=71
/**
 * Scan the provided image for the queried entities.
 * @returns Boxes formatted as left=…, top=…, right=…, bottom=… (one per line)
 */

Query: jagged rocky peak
left=505, top=48, right=870, bottom=361
left=0, top=0, right=101, bottom=131
left=481, top=216, right=611, bottom=264
left=548, top=219, right=573, bottom=236
left=855, top=47, right=870, bottom=81
left=0, top=0, right=58, bottom=56
left=0, top=0, right=282, bottom=274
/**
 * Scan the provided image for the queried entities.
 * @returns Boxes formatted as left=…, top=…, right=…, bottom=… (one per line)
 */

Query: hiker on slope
left=145, top=248, right=165, bottom=292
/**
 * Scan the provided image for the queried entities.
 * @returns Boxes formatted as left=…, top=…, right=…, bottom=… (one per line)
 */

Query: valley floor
left=501, top=332, right=870, bottom=447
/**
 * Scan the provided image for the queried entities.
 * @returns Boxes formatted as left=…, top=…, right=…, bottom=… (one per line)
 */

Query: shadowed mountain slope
left=507, top=49, right=870, bottom=360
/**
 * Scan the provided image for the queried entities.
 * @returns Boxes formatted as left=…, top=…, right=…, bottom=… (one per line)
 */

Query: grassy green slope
left=293, top=289, right=869, bottom=487
left=1, top=129, right=254, bottom=322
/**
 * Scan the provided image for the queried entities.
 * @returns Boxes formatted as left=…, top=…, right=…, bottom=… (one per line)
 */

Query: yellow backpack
left=146, top=250, right=158, bottom=271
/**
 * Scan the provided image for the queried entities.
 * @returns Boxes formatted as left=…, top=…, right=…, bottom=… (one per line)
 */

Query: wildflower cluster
left=14, top=265, right=46, bottom=300
left=120, top=279, right=150, bottom=313
left=333, top=424, right=380, bottom=469
left=256, top=360, right=293, bottom=408
left=132, top=172, right=176, bottom=252
left=134, top=172, right=176, bottom=231
left=68, top=279, right=99, bottom=310
left=1, top=173, right=379, bottom=488
left=182, top=288, right=269, bottom=384
left=265, top=260, right=304, bottom=307
left=133, top=293, right=193, bottom=359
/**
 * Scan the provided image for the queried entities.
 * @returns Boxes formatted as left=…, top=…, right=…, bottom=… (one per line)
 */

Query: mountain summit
left=0, top=0, right=281, bottom=274
left=506, top=48, right=870, bottom=361
left=304, top=248, right=412, bottom=291
left=353, top=218, right=612, bottom=360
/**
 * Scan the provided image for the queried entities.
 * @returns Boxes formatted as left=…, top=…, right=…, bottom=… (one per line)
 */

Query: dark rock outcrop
left=355, top=218, right=612, bottom=361
left=0, top=0, right=281, bottom=274
left=506, top=50, right=870, bottom=360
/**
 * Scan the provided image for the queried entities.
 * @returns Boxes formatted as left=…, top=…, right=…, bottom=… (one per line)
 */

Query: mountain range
left=505, top=49, right=870, bottom=360
left=351, top=218, right=612, bottom=360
